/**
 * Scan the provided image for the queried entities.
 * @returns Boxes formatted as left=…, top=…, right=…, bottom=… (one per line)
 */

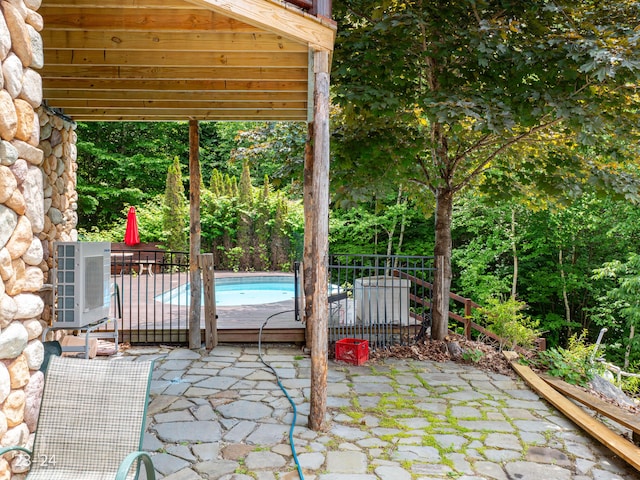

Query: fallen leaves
left=368, top=333, right=518, bottom=377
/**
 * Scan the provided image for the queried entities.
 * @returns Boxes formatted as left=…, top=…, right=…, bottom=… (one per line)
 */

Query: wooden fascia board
left=184, top=0, right=335, bottom=52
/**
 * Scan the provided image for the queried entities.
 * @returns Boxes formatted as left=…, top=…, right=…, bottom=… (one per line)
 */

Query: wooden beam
left=44, top=89, right=308, bottom=101
left=185, top=0, right=335, bottom=51
left=43, top=0, right=197, bottom=9
left=303, top=122, right=315, bottom=351
left=504, top=351, right=640, bottom=472
left=41, top=30, right=308, bottom=52
left=40, top=66, right=309, bottom=81
left=63, top=109, right=307, bottom=122
left=189, top=119, right=202, bottom=349
left=58, top=110, right=308, bottom=121
left=308, top=49, right=330, bottom=432
left=40, top=7, right=258, bottom=32
left=542, top=373, right=640, bottom=440
left=52, top=99, right=307, bottom=110
left=45, top=49, right=308, bottom=68
left=200, top=253, right=217, bottom=350
left=43, top=78, right=307, bottom=92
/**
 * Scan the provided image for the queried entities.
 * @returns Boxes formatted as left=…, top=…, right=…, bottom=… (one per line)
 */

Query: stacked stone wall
left=0, top=1, right=74, bottom=479
left=37, top=107, right=78, bottom=335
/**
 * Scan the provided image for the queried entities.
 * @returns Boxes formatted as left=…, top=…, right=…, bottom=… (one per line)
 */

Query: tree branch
left=450, top=133, right=495, bottom=171
left=417, top=155, right=436, bottom=193
left=452, top=117, right=562, bottom=193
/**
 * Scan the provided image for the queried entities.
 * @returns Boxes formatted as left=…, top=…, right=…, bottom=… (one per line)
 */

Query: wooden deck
left=111, top=271, right=305, bottom=345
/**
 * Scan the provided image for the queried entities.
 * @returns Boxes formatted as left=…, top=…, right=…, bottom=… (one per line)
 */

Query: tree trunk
left=511, top=208, right=518, bottom=299
left=559, top=248, right=571, bottom=326
left=431, top=187, right=454, bottom=341
left=385, top=188, right=402, bottom=268
left=625, top=324, right=635, bottom=370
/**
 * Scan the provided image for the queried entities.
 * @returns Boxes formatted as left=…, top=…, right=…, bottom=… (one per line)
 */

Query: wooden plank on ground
left=541, top=373, right=640, bottom=437
left=503, top=351, right=640, bottom=472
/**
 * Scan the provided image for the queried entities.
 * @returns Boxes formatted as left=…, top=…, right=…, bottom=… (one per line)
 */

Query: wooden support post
left=200, top=253, right=217, bottom=350
left=308, top=50, right=330, bottom=432
left=303, top=122, right=315, bottom=351
left=464, top=299, right=472, bottom=339
left=188, top=119, right=202, bottom=349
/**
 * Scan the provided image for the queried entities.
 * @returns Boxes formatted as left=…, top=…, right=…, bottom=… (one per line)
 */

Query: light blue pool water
left=155, top=276, right=296, bottom=307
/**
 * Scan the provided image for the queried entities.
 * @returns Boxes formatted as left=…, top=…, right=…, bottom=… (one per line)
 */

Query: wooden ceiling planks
left=40, top=0, right=335, bottom=121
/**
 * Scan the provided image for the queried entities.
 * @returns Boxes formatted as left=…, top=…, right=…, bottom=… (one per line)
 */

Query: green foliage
left=591, top=253, right=640, bottom=368
left=163, top=156, right=188, bottom=251
left=330, top=197, right=433, bottom=255
left=76, top=122, right=183, bottom=228
left=230, top=121, right=307, bottom=195
left=238, top=160, right=254, bottom=206
left=200, top=162, right=304, bottom=271
left=450, top=192, right=640, bottom=349
left=75, top=121, right=256, bottom=230
left=332, top=0, right=640, bottom=339
left=461, top=349, right=484, bottom=364
left=79, top=196, right=165, bottom=243
left=536, top=331, right=599, bottom=387
left=473, top=297, right=540, bottom=351
left=452, top=196, right=517, bottom=304
left=621, top=376, right=640, bottom=398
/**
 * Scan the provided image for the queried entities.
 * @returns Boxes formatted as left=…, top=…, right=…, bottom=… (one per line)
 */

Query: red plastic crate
left=335, top=338, right=369, bottom=365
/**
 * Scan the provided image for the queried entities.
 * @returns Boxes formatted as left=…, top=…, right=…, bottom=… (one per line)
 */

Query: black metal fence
left=110, top=249, right=434, bottom=348
left=327, top=254, right=435, bottom=348
left=110, top=249, right=190, bottom=344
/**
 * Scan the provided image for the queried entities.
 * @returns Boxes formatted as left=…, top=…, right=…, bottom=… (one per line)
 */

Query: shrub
left=536, top=331, right=600, bottom=387
left=472, top=297, right=540, bottom=351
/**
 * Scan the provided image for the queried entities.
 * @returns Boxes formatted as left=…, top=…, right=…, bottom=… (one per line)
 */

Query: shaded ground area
left=107, top=344, right=639, bottom=480
left=369, top=334, right=516, bottom=377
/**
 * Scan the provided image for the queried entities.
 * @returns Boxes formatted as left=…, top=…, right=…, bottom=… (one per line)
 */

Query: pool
left=155, top=276, right=296, bottom=307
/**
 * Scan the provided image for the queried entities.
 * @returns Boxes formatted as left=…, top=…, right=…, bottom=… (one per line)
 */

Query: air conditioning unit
left=53, top=242, right=111, bottom=328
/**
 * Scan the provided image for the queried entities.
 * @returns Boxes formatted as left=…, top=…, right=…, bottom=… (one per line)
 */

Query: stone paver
left=101, top=345, right=640, bottom=480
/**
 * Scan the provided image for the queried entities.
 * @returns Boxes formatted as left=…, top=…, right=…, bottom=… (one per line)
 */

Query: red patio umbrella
left=124, top=206, right=140, bottom=246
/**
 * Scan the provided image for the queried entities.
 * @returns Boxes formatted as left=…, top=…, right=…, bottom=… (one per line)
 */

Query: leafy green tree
left=76, top=122, right=187, bottom=227
left=163, top=156, right=188, bottom=251
left=333, top=0, right=640, bottom=339
left=592, top=254, right=640, bottom=369
left=231, top=121, right=307, bottom=194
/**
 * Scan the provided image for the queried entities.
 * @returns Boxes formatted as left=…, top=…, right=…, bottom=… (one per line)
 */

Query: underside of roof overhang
left=40, top=0, right=335, bottom=121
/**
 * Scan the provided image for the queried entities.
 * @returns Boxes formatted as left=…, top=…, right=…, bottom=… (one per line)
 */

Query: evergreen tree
left=209, top=168, right=223, bottom=196
left=271, top=195, right=291, bottom=270
left=163, top=156, right=187, bottom=251
left=236, top=160, right=254, bottom=269
left=239, top=160, right=254, bottom=206
left=253, top=174, right=272, bottom=269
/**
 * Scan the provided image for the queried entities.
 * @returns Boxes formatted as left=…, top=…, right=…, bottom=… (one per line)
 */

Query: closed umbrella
left=124, top=206, right=140, bottom=246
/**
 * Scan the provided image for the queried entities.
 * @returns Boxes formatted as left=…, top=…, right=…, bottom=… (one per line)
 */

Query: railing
left=287, top=0, right=332, bottom=17
left=111, top=249, right=190, bottom=344
left=396, top=268, right=546, bottom=351
left=107, top=247, right=545, bottom=351
left=327, top=254, right=435, bottom=348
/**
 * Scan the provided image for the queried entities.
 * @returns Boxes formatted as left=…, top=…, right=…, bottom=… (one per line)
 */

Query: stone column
left=0, top=1, right=48, bottom=478
left=37, top=107, right=78, bottom=333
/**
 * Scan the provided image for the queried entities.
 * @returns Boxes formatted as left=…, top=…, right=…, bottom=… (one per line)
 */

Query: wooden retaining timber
left=504, top=351, right=640, bottom=472
left=541, top=373, right=640, bottom=444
